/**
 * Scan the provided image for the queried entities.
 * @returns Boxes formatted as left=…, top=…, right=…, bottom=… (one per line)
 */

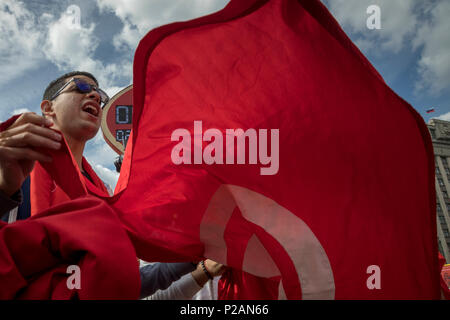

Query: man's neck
left=65, top=136, right=86, bottom=172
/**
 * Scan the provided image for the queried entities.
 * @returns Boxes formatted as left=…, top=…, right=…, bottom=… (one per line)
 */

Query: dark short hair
left=43, top=71, right=99, bottom=101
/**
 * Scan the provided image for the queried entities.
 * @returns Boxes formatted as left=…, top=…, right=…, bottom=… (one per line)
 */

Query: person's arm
left=139, top=262, right=197, bottom=299
left=148, top=273, right=203, bottom=300
left=147, top=259, right=227, bottom=300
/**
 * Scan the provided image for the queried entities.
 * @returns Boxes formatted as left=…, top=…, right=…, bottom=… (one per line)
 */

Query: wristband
left=200, top=260, right=213, bottom=280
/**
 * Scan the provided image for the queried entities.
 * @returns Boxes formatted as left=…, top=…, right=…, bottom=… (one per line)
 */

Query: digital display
left=115, top=105, right=132, bottom=124
left=116, top=129, right=131, bottom=144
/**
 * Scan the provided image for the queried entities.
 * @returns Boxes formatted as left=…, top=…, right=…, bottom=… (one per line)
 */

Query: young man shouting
left=0, top=71, right=109, bottom=220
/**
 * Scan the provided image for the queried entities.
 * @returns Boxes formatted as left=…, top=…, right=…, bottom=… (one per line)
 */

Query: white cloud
left=85, top=129, right=121, bottom=168
left=435, top=111, right=450, bottom=122
left=413, top=1, right=450, bottom=95
left=0, top=0, right=44, bottom=86
left=10, top=108, right=31, bottom=116
left=323, top=0, right=419, bottom=54
left=44, top=12, right=99, bottom=72
left=112, top=19, right=142, bottom=52
left=85, top=138, right=120, bottom=192
left=0, top=1, right=136, bottom=94
left=43, top=9, right=130, bottom=90
left=93, top=163, right=119, bottom=193
left=103, top=85, right=127, bottom=99
left=323, top=0, right=450, bottom=96
left=353, top=37, right=376, bottom=52
left=97, top=0, right=229, bottom=52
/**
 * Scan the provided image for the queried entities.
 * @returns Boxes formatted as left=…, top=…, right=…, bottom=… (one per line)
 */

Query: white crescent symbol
left=200, top=184, right=335, bottom=299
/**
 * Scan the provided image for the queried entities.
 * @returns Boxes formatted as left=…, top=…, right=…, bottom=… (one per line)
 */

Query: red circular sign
left=101, top=85, right=133, bottom=155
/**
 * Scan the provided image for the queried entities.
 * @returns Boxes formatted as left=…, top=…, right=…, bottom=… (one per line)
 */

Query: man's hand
left=191, top=259, right=227, bottom=287
left=203, top=259, right=226, bottom=277
left=0, top=112, right=62, bottom=196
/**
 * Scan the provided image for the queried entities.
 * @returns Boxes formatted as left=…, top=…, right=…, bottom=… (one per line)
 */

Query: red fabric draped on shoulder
left=0, top=196, right=140, bottom=299
left=30, top=135, right=110, bottom=216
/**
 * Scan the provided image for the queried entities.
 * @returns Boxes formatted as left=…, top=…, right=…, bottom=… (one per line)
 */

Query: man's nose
left=87, top=89, right=101, bottom=104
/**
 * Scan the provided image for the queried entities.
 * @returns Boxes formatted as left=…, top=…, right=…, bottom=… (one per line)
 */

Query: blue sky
left=0, top=0, right=449, bottom=189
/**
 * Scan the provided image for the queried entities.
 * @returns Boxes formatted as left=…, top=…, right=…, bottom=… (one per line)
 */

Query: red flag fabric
left=0, top=196, right=140, bottom=299
left=0, top=114, right=21, bottom=132
left=111, top=0, right=440, bottom=299
left=218, top=269, right=281, bottom=300
left=30, top=139, right=110, bottom=216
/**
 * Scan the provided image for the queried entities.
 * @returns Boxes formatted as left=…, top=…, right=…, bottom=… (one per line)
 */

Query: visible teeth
left=83, top=105, right=98, bottom=116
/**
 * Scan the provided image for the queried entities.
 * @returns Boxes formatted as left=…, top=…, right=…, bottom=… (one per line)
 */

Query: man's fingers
left=9, top=112, right=53, bottom=129
left=0, top=146, right=52, bottom=163
left=0, top=131, right=61, bottom=150
left=0, top=122, right=62, bottom=141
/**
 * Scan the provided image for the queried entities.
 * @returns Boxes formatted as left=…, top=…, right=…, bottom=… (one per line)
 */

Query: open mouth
left=82, top=104, right=99, bottom=117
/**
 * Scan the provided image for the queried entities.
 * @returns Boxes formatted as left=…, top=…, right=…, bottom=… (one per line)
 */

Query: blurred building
left=428, top=118, right=450, bottom=263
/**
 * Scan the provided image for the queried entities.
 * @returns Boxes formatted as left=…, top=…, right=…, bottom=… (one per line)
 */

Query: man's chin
left=80, top=122, right=101, bottom=141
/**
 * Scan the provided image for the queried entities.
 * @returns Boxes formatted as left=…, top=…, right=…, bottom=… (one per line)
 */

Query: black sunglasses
left=50, top=77, right=109, bottom=106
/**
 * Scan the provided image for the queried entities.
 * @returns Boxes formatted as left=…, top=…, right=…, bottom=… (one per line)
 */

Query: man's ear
left=41, top=100, right=54, bottom=117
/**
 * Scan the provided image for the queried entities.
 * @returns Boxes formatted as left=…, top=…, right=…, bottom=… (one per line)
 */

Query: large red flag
left=111, top=0, right=440, bottom=299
